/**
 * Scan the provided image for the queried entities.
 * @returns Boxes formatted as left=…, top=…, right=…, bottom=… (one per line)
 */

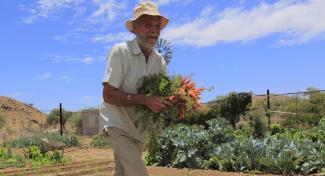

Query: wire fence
left=253, top=89, right=325, bottom=125
left=204, top=89, right=325, bottom=126
left=0, top=107, right=99, bottom=142
left=1, top=89, right=324, bottom=141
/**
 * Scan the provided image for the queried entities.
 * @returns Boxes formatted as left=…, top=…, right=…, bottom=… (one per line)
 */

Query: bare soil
left=1, top=148, right=280, bottom=176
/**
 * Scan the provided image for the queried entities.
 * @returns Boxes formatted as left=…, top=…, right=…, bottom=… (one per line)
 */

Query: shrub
left=90, top=134, right=110, bottom=148
left=270, top=124, right=287, bottom=135
left=70, top=113, right=83, bottom=134
left=2, top=134, right=80, bottom=148
left=251, top=117, right=266, bottom=138
left=24, top=146, right=65, bottom=166
left=0, top=148, right=26, bottom=169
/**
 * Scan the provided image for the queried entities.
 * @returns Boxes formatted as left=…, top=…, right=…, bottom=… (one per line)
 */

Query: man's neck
left=139, top=45, right=152, bottom=62
left=136, top=38, right=153, bottom=62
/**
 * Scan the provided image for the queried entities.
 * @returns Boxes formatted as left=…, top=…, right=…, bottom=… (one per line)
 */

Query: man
left=99, top=1, right=169, bottom=176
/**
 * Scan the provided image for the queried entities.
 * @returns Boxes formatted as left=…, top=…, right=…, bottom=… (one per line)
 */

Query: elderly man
left=99, top=1, right=169, bottom=176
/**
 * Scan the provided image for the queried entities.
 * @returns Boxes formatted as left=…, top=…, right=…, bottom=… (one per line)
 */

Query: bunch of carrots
left=136, top=74, right=206, bottom=130
left=165, top=77, right=205, bottom=118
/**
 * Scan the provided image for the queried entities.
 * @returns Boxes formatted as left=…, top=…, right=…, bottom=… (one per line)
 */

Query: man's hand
left=144, top=96, right=166, bottom=113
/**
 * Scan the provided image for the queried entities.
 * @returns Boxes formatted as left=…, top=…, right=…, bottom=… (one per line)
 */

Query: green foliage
left=2, top=134, right=80, bottom=148
left=174, top=107, right=220, bottom=127
left=269, top=124, right=287, bottom=135
left=24, top=146, right=42, bottom=160
left=2, top=136, right=41, bottom=148
left=146, top=118, right=325, bottom=175
left=136, top=74, right=178, bottom=130
left=218, top=92, right=252, bottom=128
left=145, top=118, right=235, bottom=168
left=90, top=134, right=110, bottom=148
left=24, top=146, right=64, bottom=167
left=0, top=148, right=26, bottom=169
left=206, top=118, right=234, bottom=144
left=205, top=136, right=325, bottom=175
left=0, top=148, right=12, bottom=160
left=251, top=117, right=267, bottom=139
left=69, top=112, right=83, bottom=134
left=0, top=146, right=66, bottom=169
left=145, top=132, right=160, bottom=166
left=283, top=88, right=325, bottom=129
left=47, top=108, right=72, bottom=130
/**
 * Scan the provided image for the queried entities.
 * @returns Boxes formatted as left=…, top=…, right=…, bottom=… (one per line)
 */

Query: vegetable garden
left=1, top=87, right=324, bottom=175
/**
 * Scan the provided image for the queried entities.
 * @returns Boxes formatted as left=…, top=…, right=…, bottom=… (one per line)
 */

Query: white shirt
left=99, top=38, right=166, bottom=143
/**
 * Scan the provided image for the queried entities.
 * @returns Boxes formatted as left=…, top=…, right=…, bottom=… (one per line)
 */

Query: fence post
left=60, top=103, right=63, bottom=136
left=267, top=89, right=271, bottom=127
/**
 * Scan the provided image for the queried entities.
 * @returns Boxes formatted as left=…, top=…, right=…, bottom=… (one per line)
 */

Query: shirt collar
left=130, top=38, right=142, bottom=55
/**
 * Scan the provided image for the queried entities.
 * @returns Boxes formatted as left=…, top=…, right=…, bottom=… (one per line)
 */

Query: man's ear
left=132, top=22, right=137, bottom=32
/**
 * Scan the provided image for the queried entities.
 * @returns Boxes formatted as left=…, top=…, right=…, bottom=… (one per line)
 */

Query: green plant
left=90, top=134, right=110, bottom=148
left=0, top=148, right=26, bottom=169
left=206, top=118, right=234, bottom=144
left=24, top=146, right=42, bottom=160
left=136, top=74, right=205, bottom=131
left=251, top=117, right=266, bottom=139
left=2, top=134, right=80, bottom=148
left=270, top=124, right=287, bottom=135
left=69, top=112, right=83, bottom=134
left=24, top=146, right=64, bottom=167
left=145, top=132, right=160, bottom=166
left=218, top=92, right=252, bottom=128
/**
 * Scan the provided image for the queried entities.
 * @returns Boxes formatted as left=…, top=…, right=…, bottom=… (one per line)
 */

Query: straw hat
left=125, top=1, right=169, bottom=33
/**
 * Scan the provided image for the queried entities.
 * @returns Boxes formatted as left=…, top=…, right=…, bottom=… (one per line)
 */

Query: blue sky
left=1, top=0, right=324, bottom=112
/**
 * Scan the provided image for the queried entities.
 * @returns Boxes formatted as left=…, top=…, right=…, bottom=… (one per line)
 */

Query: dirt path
left=1, top=148, right=278, bottom=176
left=64, top=148, right=275, bottom=176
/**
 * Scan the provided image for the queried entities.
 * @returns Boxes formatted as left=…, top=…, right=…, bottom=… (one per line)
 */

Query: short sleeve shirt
left=99, top=38, right=166, bottom=143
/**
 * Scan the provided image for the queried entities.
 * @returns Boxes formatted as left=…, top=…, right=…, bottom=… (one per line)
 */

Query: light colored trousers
left=105, top=127, right=148, bottom=176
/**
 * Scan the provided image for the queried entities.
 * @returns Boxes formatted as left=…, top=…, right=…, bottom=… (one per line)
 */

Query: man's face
left=133, top=15, right=161, bottom=50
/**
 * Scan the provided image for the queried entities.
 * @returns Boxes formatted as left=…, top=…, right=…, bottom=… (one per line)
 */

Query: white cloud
left=42, top=53, right=101, bottom=64
left=200, top=5, right=215, bottom=17
left=20, top=0, right=84, bottom=24
left=163, top=0, right=325, bottom=47
left=239, top=0, right=246, bottom=5
left=52, top=32, right=89, bottom=44
left=88, top=0, right=127, bottom=23
left=20, top=0, right=126, bottom=26
left=20, top=0, right=129, bottom=45
left=156, top=0, right=193, bottom=6
left=34, top=72, right=52, bottom=80
left=82, top=57, right=94, bottom=64
left=92, top=32, right=133, bottom=43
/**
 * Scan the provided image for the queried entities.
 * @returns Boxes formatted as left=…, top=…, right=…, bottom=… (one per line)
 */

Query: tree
left=69, top=112, right=83, bottom=134
left=0, top=112, right=5, bottom=129
left=219, top=92, right=252, bottom=128
left=47, top=108, right=72, bottom=131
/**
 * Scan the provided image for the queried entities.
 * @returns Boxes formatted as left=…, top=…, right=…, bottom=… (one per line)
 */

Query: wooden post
left=60, top=103, right=63, bottom=136
left=267, top=89, right=271, bottom=126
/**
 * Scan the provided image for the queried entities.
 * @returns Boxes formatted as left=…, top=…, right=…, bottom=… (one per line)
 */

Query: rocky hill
left=0, top=96, right=46, bottom=141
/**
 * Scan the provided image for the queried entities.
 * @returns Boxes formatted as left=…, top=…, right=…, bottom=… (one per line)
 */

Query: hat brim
left=125, top=14, right=169, bottom=33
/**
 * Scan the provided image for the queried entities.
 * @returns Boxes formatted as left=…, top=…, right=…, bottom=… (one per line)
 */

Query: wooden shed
left=82, top=109, right=99, bottom=135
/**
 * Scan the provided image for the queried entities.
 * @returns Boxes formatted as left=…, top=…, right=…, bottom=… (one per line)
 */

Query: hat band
left=133, top=10, right=161, bottom=20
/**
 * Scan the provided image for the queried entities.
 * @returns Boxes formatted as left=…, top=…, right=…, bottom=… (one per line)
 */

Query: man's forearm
left=103, top=83, right=146, bottom=106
